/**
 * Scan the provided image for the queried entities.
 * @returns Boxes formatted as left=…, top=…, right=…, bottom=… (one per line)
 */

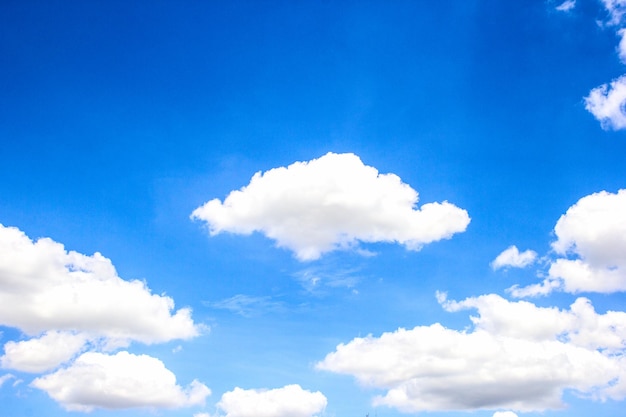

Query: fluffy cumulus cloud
left=491, top=246, right=537, bottom=270
left=585, top=76, right=626, bottom=130
left=192, top=153, right=470, bottom=261
left=511, top=190, right=626, bottom=296
left=0, top=224, right=199, bottom=343
left=0, top=224, right=209, bottom=411
left=216, top=384, right=327, bottom=417
left=31, top=351, right=210, bottom=411
left=317, top=293, right=626, bottom=413
left=1, top=331, right=88, bottom=373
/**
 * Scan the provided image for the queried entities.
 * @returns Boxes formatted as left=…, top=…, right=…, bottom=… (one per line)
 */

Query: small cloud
left=0, top=373, right=14, bottom=388
left=293, top=267, right=360, bottom=294
left=491, top=246, right=537, bottom=270
left=585, top=75, right=626, bottom=130
left=172, top=345, right=183, bottom=354
left=555, top=0, right=576, bottom=12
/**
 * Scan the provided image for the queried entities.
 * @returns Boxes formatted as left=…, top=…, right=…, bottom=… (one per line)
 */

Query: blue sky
left=2, top=1, right=626, bottom=417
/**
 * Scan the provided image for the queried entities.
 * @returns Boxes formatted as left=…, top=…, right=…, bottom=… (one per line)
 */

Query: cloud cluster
left=510, top=189, right=626, bottom=296
left=317, top=293, right=626, bottom=413
left=584, top=1, right=626, bottom=128
left=192, top=153, right=470, bottom=261
left=216, top=385, right=327, bottom=417
left=31, top=351, right=210, bottom=411
left=0, top=224, right=209, bottom=411
left=491, top=246, right=537, bottom=270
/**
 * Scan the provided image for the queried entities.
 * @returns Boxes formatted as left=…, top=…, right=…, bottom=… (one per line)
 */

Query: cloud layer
left=31, top=351, right=210, bottom=411
left=192, top=153, right=470, bottom=260
left=317, top=293, right=626, bottom=413
left=216, top=385, right=327, bottom=417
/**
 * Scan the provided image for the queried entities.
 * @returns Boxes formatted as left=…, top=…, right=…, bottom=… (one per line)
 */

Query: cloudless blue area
left=1, top=1, right=626, bottom=416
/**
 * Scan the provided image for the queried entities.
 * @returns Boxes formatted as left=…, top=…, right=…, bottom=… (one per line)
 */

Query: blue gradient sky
left=1, top=1, right=626, bottom=417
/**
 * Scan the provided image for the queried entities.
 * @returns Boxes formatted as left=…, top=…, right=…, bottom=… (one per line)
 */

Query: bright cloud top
left=216, top=384, right=327, bottom=417
left=317, top=293, right=626, bottom=413
left=511, top=189, right=626, bottom=296
left=31, top=351, right=211, bottom=412
left=0, top=224, right=199, bottom=344
left=491, top=246, right=537, bottom=270
left=192, top=152, right=470, bottom=260
left=493, top=412, right=519, bottom=417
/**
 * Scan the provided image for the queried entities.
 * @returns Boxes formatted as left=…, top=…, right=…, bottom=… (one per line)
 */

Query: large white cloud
left=0, top=224, right=200, bottom=343
left=31, top=351, right=210, bottom=412
left=1, top=331, right=88, bottom=373
left=317, top=293, right=626, bottom=413
left=491, top=246, right=537, bottom=270
left=511, top=190, right=626, bottom=296
left=192, top=153, right=470, bottom=261
left=216, top=385, right=327, bottom=417
left=585, top=76, right=626, bottom=130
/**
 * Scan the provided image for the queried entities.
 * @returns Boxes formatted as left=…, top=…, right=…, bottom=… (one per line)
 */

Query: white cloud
left=0, top=224, right=200, bottom=343
left=31, top=351, right=210, bottom=412
left=493, top=412, right=519, bottom=417
left=216, top=385, right=327, bottom=417
left=556, top=0, right=576, bottom=12
left=192, top=153, right=470, bottom=261
left=511, top=190, right=626, bottom=296
left=491, top=246, right=537, bottom=270
left=208, top=294, right=285, bottom=317
left=585, top=75, right=626, bottom=130
left=0, top=373, right=14, bottom=387
left=1, top=331, right=88, bottom=373
left=317, top=293, right=626, bottom=413
left=600, top=0, right=626, bottom=25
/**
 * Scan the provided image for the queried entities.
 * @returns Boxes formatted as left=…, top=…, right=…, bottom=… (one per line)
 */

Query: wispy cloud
left=206, top=294, right=286, bottom=317
left=555, top=0, right=576, bottom=12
